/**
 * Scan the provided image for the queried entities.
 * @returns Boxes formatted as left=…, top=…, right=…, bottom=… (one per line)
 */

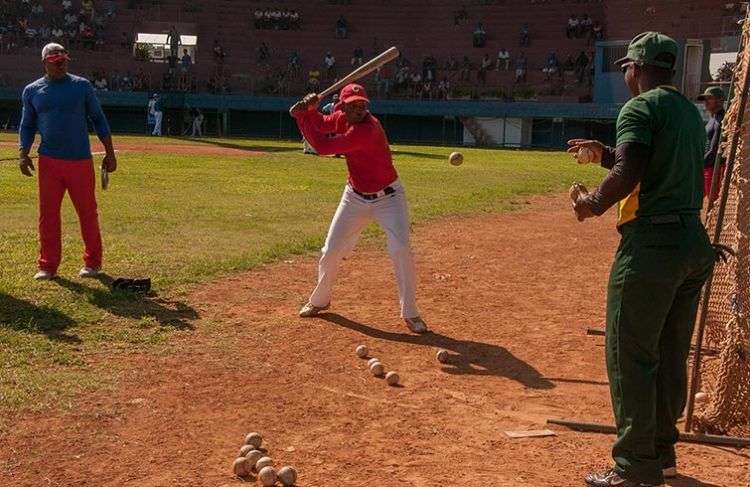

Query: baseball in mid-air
left=370, top=361, right=385, bottom=377
left=385, top=371, right=400, bottom=386
left=356, top=345, right=369, bottom=358
left=436, top=349, right=449, bottom=363
left=278, top=465, right=298, bottom=486
left=258, top=466, right=278, bottom=486
left=244, top=432, right=263, bottom=448
left=449, top=151, right=464, bottom=166
left=576, top=147, right=594, bottom=164
left=256, top=456, right=274, bottom=471
left=232, top=457, right=251, bottom=477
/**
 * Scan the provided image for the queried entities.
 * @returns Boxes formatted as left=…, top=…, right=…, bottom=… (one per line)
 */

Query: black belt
left=352, top=186, right=395, bottom=200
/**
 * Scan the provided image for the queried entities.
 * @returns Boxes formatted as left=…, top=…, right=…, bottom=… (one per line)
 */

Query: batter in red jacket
left=290, top=84, right=427, bottom=333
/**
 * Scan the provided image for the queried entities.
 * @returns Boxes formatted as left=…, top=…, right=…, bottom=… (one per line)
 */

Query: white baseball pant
left=309, top=180, right=419, bottom=318
left=152, top=111, right=163, bottom=136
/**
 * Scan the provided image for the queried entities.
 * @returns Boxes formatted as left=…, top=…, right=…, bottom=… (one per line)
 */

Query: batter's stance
left=19, top=43, right=117, bottom=280
left=568, top=32, right=715, bottom=487
left=290, top=84, right=428, bottom=334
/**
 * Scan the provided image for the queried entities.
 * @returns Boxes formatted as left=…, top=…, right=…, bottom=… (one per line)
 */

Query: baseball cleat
left=33, top=269, right=56, bottom=280
left=404, top=316, right=428, bottom=334
left=79, top=266, right=101, bottom=278
left=299, top=302, right=329, bottom=317
left=585, top=468, right=665, bottom=487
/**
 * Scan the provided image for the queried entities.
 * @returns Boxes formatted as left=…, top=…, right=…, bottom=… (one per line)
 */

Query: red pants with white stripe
left=37, top=155, right=103, bottom=273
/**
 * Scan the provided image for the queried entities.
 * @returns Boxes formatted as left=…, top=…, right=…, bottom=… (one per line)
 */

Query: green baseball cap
left=697, top=86, right=726, bottom=100
left=615, top=31, right=678, bottom=69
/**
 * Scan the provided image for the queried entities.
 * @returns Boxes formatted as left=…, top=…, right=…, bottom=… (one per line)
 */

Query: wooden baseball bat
left=318, top=46, right=400, bottom=99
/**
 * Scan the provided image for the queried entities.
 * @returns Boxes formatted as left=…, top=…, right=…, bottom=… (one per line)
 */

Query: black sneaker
left=585, top=469, right=665, bottom=487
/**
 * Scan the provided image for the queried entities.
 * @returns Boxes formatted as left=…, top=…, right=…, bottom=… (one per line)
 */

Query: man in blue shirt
left=19, top=43, right=117, bottom=280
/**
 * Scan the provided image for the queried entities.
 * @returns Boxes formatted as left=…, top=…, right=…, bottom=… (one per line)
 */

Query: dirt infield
left=1, top=194, right=747, bottom=486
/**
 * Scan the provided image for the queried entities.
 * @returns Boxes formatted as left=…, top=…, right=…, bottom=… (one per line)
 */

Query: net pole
left=686, top=13, right=750, bottom=432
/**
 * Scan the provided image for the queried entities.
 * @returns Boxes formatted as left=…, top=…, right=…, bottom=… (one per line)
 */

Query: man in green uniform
left=567, top=32, right=716, bottom=487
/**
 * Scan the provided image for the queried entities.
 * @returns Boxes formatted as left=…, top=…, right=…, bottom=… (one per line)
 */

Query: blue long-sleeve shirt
left=19, top=73, right=111, bottom=160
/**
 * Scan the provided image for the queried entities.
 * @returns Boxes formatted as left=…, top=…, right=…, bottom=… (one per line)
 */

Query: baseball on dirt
left=695, top=392, right=709, bottom=404
left=239, top=444, right=254, bottom=457
left=436, top=349, right=449, bottom=363
left=356, top=344, right=369, bottom=358
left=256, top=456, right=274, bottom=471
left=245, top=449, right=264, bottom=470
left=370, top=361, right=385, bottom=377
left=278, top=465, right=298, bottom=486
left=367, top=357, right=380, bottom=367
left=576, top=147, right=594, bottom=164
left=385, top=371, right=400, bottom=386
left=232, top=457, right=251, bottom=477
left=258, top=466, right=278, bottom=486
left=244, top=432, right=263, bottom=448
left=449, top=151, right=464, bottom=166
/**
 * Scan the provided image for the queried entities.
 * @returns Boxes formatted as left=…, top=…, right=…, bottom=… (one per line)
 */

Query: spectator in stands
left=438, top=77, right=451, bottom=99
left=575, top=50, right=589, bottom=84
left=281, top=9, right=291, bottom=30
left=166, top=25, right=181, bottom=67
left=321, top=93, right=339, bottom=114
left=579, top=14, right=593, bottom=38
left=94, top=72, right=108, bottom=91
left=410, top=70, right=422, bottom=98
left=180, top=49, right=192, bottom=72
left=520, top=23, right=530, bottom=46
left=213, top=39, right=225, bottom=63
left=121, top=71, right=133, bottom=91
left=423, top=80, right=433, bottom=100
left=324, top=51, right=336, bottom=79
left=290, top=10, right=300, bottom=29
left=375, top=65, right=392, bottom=98
left=351, top=47, right=364, bottom=66
left=542, top=51, right=560, bottom=80
left=335, top=15, right=347, bottom=39
left=62, top=0, right=73, bottom=11
left=478, top=53, right=492, bottom=84
left=515, top=52, right=527, bottom=83
left=562, top=54, right=576, bottom=76
left=253, top=8, right=263, bottom=29
left=307, top=67, right=321, bottom=91
left=395, top=65, right=410, bottom=94
left=109, top=69, right=120, bottom=90
left=423, top=54, right=437, bottom=82
left=460, top=55, right=471, bottom=81
left=566, top=14, right=579, bottom=39
left=496, top=47, right=510, bottom=71
left=289, top=50, right=301, bottom=74
left=592, top=21, right=604, bottom=41
left=31, top=2, right=43, bottom=18
left=134, top=68, right=148, bottom=91
left=473, top=22, right=486, bottom=48
left=444, top=55, right=458, bottom=72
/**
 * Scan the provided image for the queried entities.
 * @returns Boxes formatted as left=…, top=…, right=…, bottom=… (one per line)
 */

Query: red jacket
left=294, top=110, right=398, bottom=193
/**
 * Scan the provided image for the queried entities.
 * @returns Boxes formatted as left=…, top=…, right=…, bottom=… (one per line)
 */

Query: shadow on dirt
left=320, top=312, right=554, bottom=390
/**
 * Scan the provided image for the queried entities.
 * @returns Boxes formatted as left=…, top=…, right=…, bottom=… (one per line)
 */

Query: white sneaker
left=33, top=270, right=55, bottom=280
left=299, top=302, right=330, bottom=318
left=78, top=267, right=101, bottom=278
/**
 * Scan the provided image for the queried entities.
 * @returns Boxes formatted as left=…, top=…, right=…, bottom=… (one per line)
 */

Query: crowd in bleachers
left=0, top=0, right=115, bottom=55
left=253, top=7, right=302, bottom=30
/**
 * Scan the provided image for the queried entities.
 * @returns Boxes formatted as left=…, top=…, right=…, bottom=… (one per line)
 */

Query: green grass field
left=0, top=133, right=602, bottom=419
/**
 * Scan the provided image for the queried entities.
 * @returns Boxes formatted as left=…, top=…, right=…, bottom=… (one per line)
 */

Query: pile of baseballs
left=356, top=345, right=400, bottom=386
left=231, top=432, right=298, bottom=486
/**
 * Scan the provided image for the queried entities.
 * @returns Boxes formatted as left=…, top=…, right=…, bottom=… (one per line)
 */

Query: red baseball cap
left=339, top=83, right=369, bottom=104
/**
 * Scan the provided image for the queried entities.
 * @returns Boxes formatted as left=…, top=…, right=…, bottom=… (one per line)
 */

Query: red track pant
left=37, top=155, right=103, bottom=273
left=703, top=164, right=726, bottom=202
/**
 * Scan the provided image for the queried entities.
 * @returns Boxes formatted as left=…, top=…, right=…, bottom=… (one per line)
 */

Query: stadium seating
left=0, top=0, right=735, bottom=101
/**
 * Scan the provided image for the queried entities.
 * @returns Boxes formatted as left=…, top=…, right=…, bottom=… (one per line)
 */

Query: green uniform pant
left=606, top=215, right=714, bottom=484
